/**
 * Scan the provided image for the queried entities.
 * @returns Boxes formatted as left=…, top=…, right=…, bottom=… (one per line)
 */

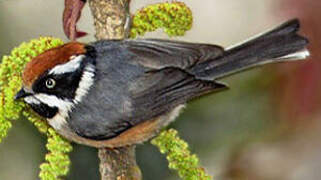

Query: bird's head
left=15, top=42, right=96, bottom=127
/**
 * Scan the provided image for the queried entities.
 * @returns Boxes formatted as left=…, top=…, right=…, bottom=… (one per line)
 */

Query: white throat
left=34, top=94, right=74, bottom=129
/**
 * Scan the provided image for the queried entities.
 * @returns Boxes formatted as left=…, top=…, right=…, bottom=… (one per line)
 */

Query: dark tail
left=192, top=19, right=309, bottom=80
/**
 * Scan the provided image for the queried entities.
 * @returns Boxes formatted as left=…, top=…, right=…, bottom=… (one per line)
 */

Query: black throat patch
left=28, top=102, right=58, bottom=118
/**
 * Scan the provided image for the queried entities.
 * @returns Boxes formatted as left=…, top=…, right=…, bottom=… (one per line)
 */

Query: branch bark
left=98, top=146, right=142, bottom=180
left=88, top=0, right=141, bottom=180
left=89, top=0, right=131, bottom=40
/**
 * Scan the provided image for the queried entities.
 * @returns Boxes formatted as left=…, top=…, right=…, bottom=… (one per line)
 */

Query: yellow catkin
left=130, top=2, right=193, bottom=38
left=0, top=37, right=72, bottom=180
left=152, top=129, right=212, bottom=180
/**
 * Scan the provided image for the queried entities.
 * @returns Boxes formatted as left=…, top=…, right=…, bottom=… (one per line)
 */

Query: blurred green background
left=1, top=0, right=320, bottom=180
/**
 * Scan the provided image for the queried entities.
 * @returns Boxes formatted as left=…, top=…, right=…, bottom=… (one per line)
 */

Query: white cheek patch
left=24, top=96, right=41, bottom=105
left=49, top=55, right=85, bottom=75
left=74, top=64, right=95, bottom=103
left=34, top=93, right=74, bottom=111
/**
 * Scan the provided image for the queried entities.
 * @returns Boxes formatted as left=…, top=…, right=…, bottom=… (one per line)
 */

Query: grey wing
left=125, top=39, right=224, bottom=70
left=125, top=39, right=227, bottom=122
left=128, top=67, right=227, bottom=124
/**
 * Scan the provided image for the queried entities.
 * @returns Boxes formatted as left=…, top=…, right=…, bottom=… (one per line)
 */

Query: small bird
left=15, top=19, right=309, bottom=148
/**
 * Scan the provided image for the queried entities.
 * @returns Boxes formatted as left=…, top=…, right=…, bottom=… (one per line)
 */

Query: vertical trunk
left=88, top=0, right=141, bottom=180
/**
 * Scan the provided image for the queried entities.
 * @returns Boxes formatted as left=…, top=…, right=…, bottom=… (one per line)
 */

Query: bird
left=15, top=19, right=309, bottom=148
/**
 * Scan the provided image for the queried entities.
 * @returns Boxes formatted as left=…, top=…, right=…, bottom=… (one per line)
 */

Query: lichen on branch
left=0, top=37, right=72, bottom=180
left=130, top=2, right=193, bottom=38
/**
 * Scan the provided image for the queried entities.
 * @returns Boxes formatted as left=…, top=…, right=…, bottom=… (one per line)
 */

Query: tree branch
left=88, top=0, right=141, bottom=180
left=99, top=146, right=142, bottom=180
left=88, top=0, right=131, bottom=40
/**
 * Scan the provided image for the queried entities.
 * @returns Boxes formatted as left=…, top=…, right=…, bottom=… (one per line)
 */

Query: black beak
left=14, top=88, right=31, bottom=100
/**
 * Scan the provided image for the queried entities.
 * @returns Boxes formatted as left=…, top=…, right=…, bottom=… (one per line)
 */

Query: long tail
left=192, top=19, right=309, bottom=80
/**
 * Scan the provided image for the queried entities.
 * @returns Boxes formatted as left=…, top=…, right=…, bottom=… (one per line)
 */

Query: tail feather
left=192, top=19, right=309, bottom=80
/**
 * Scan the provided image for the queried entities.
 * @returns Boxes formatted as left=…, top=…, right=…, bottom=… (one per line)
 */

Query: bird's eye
left=45, top=78, right=56, bottom=89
